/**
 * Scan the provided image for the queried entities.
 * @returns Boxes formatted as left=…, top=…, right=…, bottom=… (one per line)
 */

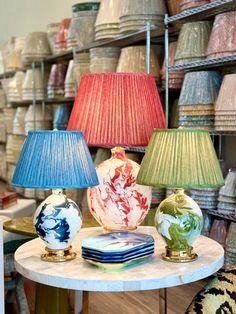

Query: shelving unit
left=165, top=0, right=236, bottom=226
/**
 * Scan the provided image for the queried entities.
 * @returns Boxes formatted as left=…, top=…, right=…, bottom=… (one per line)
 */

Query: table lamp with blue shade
left=12, top=130, right=99, bottom=262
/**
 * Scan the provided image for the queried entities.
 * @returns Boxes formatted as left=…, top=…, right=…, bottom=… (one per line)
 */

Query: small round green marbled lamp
left=137, top=129, right=224, bottom=263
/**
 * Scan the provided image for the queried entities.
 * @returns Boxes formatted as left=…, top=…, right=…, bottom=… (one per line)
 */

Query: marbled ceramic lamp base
left=41, top=245, right=76, bottom=262
left=161, top=246, right=198, bottom=263
left=156, top=189, right=203, bottom=263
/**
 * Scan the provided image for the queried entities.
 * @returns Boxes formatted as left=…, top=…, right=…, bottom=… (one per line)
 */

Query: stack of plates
left=54, top=19, right=71, bottom=54
left=215, top=74, right=236, bottom=131
left=82, top=232, right=155, bottom=270
left=47, top=63, right=67, bottom=99
left=22, top=69, right=45, bottom=101
left=178, top=71, right=222, bottom=130
left=217, top=170, right=236, bottom=215
left=189, top=188, right=219, bottom=210
left=90, top=47, right=120, bottom=73
left=119, top=0, right=166, bottom=34
left=161, top=42, right=184, bottom=90
left=73, top=52, right=90, bottom=86
left=225, top=222, right=236, bottom=270
left=64, top=60, right=75, bottom=98
left=7, top=71, right=25, bottom=102
left=95, top=0, right=122, bottom=40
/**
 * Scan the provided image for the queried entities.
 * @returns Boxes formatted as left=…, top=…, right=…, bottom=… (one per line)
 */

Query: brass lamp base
left=161, top=246, right=198, bottom=263
left=41, top=246, right=76, bottom=262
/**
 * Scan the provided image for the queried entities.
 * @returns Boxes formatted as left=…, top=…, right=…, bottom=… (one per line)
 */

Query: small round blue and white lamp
left=12, top=131, right=99, bottom=262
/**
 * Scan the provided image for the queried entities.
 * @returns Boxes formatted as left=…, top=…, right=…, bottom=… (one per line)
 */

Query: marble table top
left=15, top=226, right=224, bottom=292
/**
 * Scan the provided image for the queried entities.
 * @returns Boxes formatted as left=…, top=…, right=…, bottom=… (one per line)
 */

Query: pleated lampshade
left=137, top=129, right=224, bottom=188
left=67, top=73, right=166, bottom=146
left=12, top=131, right=99, bottom=189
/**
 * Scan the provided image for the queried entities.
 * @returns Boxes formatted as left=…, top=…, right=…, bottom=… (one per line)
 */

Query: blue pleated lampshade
left=12, top=131, right=99, bottom=189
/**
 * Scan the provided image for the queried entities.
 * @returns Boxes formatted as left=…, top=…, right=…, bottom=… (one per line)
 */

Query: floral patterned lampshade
left=137, top=129, right=224, bottom=262
left=11, top=131, right=98, bottom=262
left=67, top=73, right=167, bottom=231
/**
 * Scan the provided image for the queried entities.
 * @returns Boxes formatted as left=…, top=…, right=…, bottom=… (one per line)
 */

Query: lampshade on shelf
left=12, top=131, right=98, bottom=262
left=67, top=73, right=166, bottom=231
left=137, top=128, right=224, bottom=262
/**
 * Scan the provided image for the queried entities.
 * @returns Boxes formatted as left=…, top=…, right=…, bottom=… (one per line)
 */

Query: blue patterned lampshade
left=12, top=131, right=99, bottom=189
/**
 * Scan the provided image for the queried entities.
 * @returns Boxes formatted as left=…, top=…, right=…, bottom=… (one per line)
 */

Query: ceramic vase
left=87, top=147, right=152, bottom=231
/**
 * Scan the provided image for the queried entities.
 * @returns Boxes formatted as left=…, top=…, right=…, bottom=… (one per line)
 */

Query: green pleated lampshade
left=137, top=129, right=224, bottom=188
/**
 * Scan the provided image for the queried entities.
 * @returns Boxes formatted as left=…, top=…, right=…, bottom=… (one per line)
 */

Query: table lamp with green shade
left=137, top=128, right=224, bottom=262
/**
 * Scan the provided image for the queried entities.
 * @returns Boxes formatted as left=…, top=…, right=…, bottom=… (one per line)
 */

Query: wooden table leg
left=82, top=291, right=89, bottom=314
left=159, top=288, right=167, bottom=314
left=35, top=283, right=69, bottom=314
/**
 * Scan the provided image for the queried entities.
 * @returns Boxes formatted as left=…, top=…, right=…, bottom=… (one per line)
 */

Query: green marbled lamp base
left=155, top=188, right=203, bottom=263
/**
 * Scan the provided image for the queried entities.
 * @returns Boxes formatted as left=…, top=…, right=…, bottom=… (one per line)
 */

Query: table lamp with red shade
left=67, top=73, right=166, bottom=231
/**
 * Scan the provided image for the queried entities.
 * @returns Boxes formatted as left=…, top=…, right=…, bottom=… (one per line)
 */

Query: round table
left=15, top=226, right=224, bottom=313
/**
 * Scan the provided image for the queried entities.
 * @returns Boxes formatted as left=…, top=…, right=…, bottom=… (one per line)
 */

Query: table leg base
left=35, top=283, right=69, bottom=314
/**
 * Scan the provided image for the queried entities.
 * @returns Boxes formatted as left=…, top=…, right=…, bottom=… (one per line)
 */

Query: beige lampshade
left=90, top=47, right=120, bottom=73
left=70, top=10, right=98, bottom=48
left=137, top=129, right=224, bottom=188
left=119, top=0, right=166, bottom=33
left=22, top=69, right=44, bottom=101
left=47, top=22, right=60, bottom=55
left=175, top=21, right=212, bottom=65
left=22, top=32, right=52, bottom=64
left=65, top=60, right=75, bottom=98
left=117, top=46, right=161, bottom=81
left=95, top=0, right=122, bottom=40
left=3, top=107, right=16, bottom=133
left=73, top=52, right=90, bottom=86
left=13, top=107, right=28, bottom=135
left=11, top=134, right=26, bottom=164
left=0, top=112, right=6, bottom=143
left=7, top=71, right=25, bottom=102
left=0, top=89, right=6, bottom=109
left=24, top=105, right=52, bottom=134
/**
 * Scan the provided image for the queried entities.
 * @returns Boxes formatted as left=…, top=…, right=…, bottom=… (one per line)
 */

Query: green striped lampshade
left=137, top=129, right=224, bottom=188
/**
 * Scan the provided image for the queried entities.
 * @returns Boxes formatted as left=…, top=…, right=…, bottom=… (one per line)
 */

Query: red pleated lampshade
left=67, top=73, right=166, bottom=147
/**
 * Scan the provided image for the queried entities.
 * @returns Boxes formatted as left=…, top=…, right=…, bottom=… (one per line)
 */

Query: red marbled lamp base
left=87, top=147, right=152, bottom=231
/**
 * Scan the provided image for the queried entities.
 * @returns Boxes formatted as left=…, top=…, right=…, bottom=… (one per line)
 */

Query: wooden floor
left=5, top=277, right=207, bottom=314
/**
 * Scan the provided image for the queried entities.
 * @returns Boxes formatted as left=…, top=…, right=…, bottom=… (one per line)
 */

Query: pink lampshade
left=67, top=73, right=166, bottom=147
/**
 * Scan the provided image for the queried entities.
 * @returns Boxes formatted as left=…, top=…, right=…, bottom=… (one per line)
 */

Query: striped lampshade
left=137, top=129, right=224, bottom=188
left=12, top=131, right=99, bottom=189
left=67, top=73, right=166, bottom=147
